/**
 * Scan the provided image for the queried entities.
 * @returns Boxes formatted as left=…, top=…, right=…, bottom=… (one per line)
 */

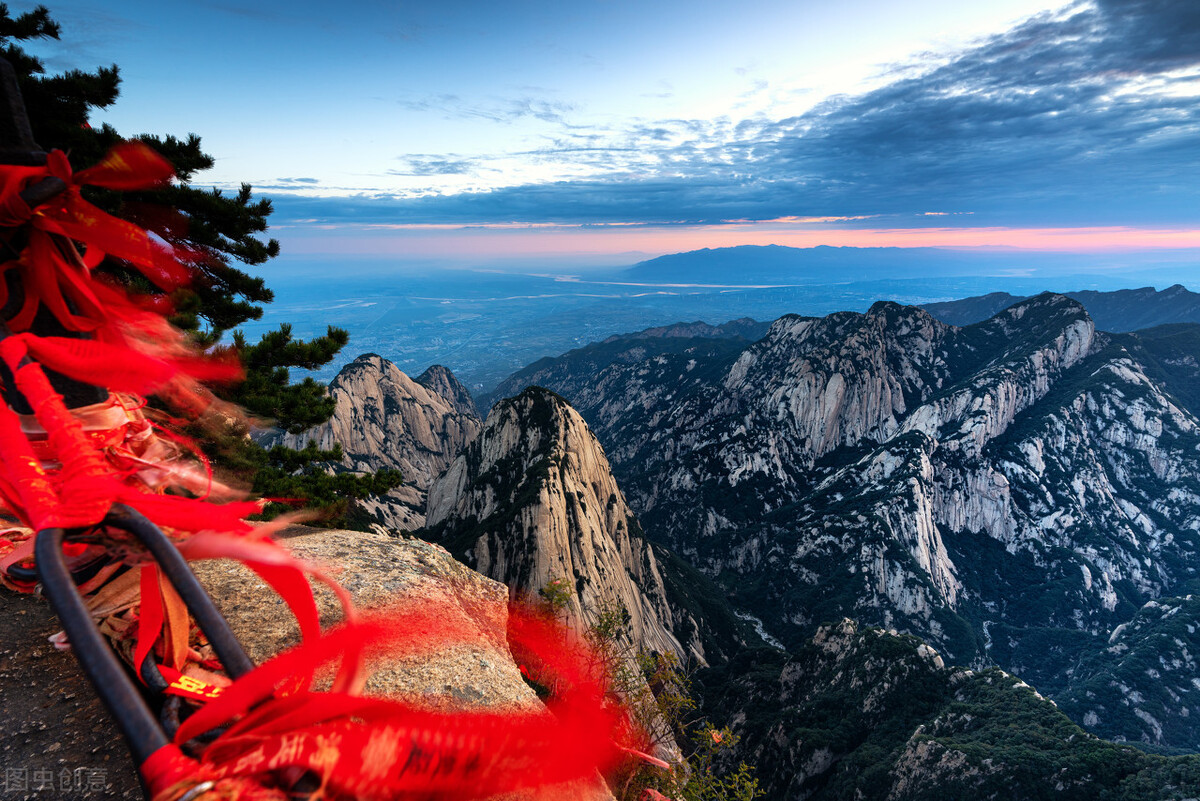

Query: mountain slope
left=268, top=354, right=481, bottom=529
left=416, top=363, right=479, bottom=419
left=424, top=387, right=694, bottom=662
left=1055, top=595, right=1200, bottom=750
left=701, top=620, right=1200, bottom=800
left=484, top=294, right=1200, bottom=750
left=918, top=292, right=1023, bottom=327
left=923, top=284, right=1200, bottom=332
left=480, top=318, right=767, bottom=414
left=1117, top=324, right=1200, bottom=419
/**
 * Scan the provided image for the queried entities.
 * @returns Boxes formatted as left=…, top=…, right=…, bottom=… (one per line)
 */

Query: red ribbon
left=0, top=142, right=189, bottom=334
left=159, top=602, right=651, bottom=801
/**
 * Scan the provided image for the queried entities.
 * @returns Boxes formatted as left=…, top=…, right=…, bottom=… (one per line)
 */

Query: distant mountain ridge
left=480, top=316, right=770, bottom=413
left=923, top=284, right=1200, bottom=331
left=599, top=317, right=767, bottom=343
left=624, top=244, right=1118, bottom=284
left=628, top=244, right=983, bottom=283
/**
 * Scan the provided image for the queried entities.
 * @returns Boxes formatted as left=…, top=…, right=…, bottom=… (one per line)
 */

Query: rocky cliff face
left=606, top=296, right=1095, bottom=547
left=269, top=354, right=481, bottom=530
left=488, top=294, right=1200, bottom=750
left=425, top=387, right=691, bottom=663
left=417, top=363, right=479, bottom=420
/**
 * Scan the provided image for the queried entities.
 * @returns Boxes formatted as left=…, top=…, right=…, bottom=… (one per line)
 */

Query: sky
left=24, top=0, right=1200, bottom=268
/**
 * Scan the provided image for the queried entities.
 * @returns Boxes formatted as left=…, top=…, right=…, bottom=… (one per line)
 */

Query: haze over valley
left=245, top=245, right=1200, bottom=391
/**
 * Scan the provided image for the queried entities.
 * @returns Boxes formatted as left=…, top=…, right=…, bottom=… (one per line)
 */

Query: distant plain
left=244, top=247, right=1200, bottom=393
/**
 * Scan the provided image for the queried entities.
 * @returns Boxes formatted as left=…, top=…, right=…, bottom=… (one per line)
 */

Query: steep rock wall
left=427, top=387, right=689, bottom=663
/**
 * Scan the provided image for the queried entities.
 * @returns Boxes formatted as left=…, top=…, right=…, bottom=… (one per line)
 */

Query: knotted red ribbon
left=0, top=141, right=189, bottom=335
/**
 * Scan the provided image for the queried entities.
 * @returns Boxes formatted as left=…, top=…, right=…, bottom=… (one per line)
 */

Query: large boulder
left=193, top=527, right=614, bottom=799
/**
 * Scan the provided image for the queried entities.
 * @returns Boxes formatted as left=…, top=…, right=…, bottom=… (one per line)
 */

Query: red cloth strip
left=9, top=359, right=116, bottom=529
left=134, top=564, right=164, bottom=684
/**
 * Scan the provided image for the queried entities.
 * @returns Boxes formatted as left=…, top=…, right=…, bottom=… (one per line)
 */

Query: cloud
left=396, top=93, right=576, bottom=124
left=389, top=156, right=478, bottom=176
left=275, top=177, right=320, bottom=184
left=273, top=1, right=1200, bottom=228
left=747, top=0, right=1200, bottom=221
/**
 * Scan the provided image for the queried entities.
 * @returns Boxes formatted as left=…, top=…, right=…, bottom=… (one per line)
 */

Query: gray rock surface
left=195, top=527, right=534, bottom=705
left=267, top=355, right=481, bottom=531
left=426, top=388, right=690, bottom=664
left=193, top=526, right=614, bottom=799
left=417, top=363, right=480, bottom=420
left=484, top=294, right=1200, bottom=749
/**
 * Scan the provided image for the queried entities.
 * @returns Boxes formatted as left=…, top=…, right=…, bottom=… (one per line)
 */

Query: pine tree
left=2, top=5, right=274, bottom=345
left=0, top=3, right=402, bottom=522
left=229, top=324, right=349, bottom=434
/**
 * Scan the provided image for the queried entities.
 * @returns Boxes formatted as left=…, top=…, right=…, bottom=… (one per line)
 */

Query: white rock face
left=901, top=316, right=1094, bottom=458
left=724, top=307, right=947, bottom=461
left=427, top=387, right=689, bottom=664
left=785, top=300, right=1200, bottom=662
left=268, top=354, right=481, bottom=530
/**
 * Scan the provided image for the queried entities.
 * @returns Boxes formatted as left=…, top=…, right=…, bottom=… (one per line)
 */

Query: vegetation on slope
left=699, top=621, right=1200, bottom=800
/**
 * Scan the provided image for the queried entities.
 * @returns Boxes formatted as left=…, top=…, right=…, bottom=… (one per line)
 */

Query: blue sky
left=25, top=0, right=1200, bottom=267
